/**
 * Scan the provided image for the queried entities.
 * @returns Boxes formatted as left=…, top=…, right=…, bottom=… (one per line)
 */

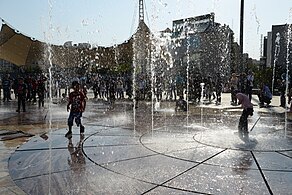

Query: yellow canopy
left=0, top=23, right=45, bottom=66
left=0, top=19, right=149, bottom=69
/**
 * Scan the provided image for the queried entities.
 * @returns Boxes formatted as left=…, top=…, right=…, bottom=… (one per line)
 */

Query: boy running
left=65, top=81, right=86, bottom=139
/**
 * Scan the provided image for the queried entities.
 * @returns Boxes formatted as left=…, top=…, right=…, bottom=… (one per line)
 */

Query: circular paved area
left=8, top=113, right=292, bottom=195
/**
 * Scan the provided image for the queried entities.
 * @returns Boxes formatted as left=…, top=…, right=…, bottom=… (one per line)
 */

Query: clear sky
left=0, top=0, right=291, bottom=60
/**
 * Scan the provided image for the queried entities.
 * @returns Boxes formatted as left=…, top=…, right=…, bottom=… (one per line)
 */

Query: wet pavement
left=0, top=93, right=292, bottom=194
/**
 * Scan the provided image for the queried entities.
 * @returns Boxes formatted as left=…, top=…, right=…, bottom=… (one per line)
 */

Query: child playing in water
left=236, top=92, right=254, bottom=140
left=65, top=81, right=86, bottom=139
left=60, top=93, right=68, bottom=104
left=175, top=96, right=187, bottom=112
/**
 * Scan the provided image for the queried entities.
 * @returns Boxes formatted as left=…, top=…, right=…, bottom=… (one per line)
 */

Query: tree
left=254, top=67, right=273, bottom=89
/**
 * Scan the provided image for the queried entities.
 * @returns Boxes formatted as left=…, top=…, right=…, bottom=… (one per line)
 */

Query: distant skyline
left=0, top=0, right=291, bottom=59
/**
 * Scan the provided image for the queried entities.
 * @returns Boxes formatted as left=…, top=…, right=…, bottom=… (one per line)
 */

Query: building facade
left=170, top=13, right=234, bottom=83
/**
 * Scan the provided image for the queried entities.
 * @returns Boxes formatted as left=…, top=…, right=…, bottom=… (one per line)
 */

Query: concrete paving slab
left=0, top=93, right=291, bottom=194
left=165, top=163, right=272, bottom=195
left=83, top=144, right=156, bottom=165
left=105, top=154, right=197, bottom=184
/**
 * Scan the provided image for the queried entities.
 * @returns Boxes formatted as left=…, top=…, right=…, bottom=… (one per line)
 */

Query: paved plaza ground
left=0, top=92, right=291, bottom=194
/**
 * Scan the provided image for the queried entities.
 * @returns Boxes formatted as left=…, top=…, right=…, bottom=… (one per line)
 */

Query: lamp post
left=240, top=0, right=244, bottom=72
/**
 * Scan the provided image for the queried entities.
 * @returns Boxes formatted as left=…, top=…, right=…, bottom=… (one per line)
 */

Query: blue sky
left=0, top=0, right=291, bottom=59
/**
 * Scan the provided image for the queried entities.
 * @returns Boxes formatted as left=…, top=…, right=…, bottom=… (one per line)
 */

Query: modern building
left=170, top=13, right=235, bottom=82
left=264, top=24, right=292, bottom=80
left=263, top=32, right=273, bottom=68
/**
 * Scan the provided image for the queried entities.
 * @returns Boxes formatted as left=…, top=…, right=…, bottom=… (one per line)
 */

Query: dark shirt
left=68, top=91, right=86, bottom=112
left=2, top=79, right=11, bottom=89
left=17, top=83, right=27, bottom=96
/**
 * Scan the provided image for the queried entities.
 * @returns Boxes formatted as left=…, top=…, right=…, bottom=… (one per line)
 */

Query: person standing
left=170, top=78, right=176, bottom=101
left=37, top=76, right=46, bottom=108
left=175, top=74, right=184, bottom=99
left=16, top=77, right=27, bottom=112
left=277, top=79, right=286, bottom=108
left=215, top=74, right=223, bottom=105
left=238, top=72, right=248, bottom=94
left=2, top=74, right=11, bottom=102
left=236, top=92, right=254, bottom=140
left=65, top=81, right=86, bottom=139
left=116, top=77, right=124, bottom=99
left=30, top=78, right=37, bottom=102
left=25, top=76, right=32, bottom=101
left=155, top=76, right=163, bottom=101
left=12, top=77, right=19, bottom=99
left=230, top=73, right=239, bottom=105
left=108, top=78, right=116, bottom=109
left=246, top=70, right=254, bottom=101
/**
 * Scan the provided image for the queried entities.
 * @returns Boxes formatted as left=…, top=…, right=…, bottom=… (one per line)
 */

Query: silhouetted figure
left=37, top=77, right=46, bottom=108
left=236, top=93, right=254, bottom=141
left=175, top=96, right=187, bottom=112
left=2, top=74, right=11, bottom=102
left=16, top=77, right=27, bottom=113
left=277, top=79, right=286, bottom=108
left=246, top=70, right=254, bottom=101
left=258, top=83, right=272, bottom=107
left=60, top=93, right=68, bottom=104
left=215, top=74, right=223, bottom=105
left=230, top=73, right=238, bottom=105
left=108, top=78, right=116, bottom=110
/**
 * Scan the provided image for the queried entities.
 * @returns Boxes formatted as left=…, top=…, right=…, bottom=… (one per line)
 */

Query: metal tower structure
left=134, top=0, right=151, bottom=83
left=139, top=0, right=144, bottom=23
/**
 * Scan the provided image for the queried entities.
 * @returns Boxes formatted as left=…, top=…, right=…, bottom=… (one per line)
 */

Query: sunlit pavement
left=0, top=93, right=291, bottom=194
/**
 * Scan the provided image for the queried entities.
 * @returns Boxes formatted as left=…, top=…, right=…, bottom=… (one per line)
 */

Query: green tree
left=254, top=67, right=273, bottom=89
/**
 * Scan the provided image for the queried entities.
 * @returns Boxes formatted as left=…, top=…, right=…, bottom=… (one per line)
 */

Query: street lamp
left=240, top=0, right=244, bottom=72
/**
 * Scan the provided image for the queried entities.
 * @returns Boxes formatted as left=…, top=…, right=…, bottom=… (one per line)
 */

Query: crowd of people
left=1, top=70, right=292, bottom=112
left=0, top=74, right=47, bottom=112
left=228, top=70, right=286, bottom=109
left=1, top=71, right=292, bottom=141
left=90, top=73, right=224, bottom=106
